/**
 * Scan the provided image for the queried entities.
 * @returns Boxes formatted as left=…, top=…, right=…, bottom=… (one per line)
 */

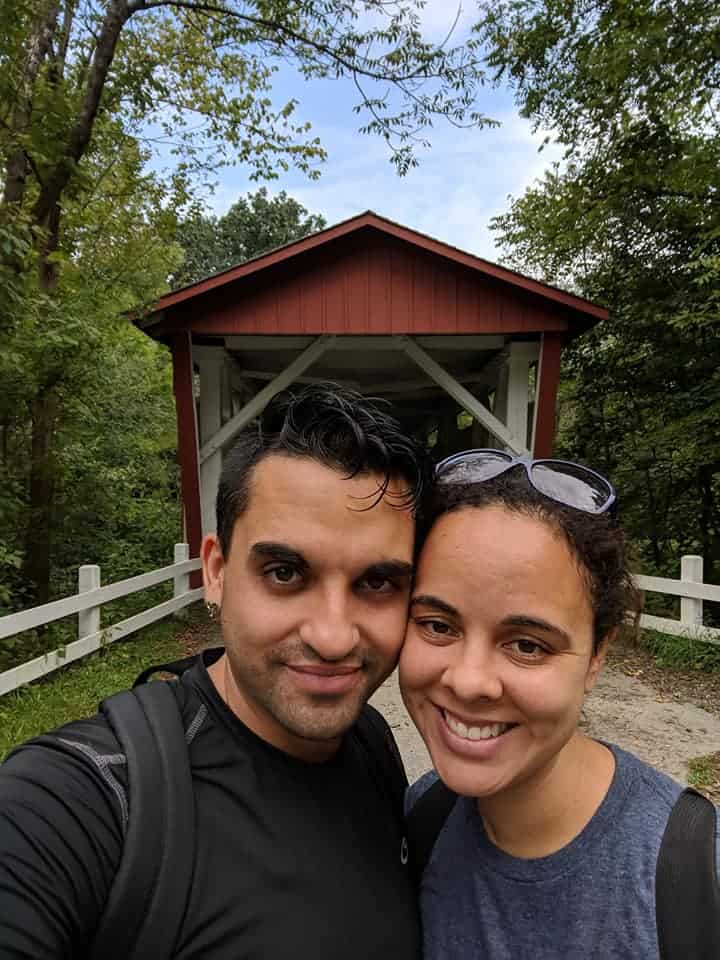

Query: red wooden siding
left=533, top=332, right=563, bottom=458
left=160, top=232, right=572, bottom=338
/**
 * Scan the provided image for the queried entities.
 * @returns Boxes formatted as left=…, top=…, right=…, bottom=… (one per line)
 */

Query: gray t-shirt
left=408, top=743, right=720, bottom=959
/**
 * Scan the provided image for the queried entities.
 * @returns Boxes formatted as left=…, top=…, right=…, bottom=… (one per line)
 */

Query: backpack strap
left=354, top=705, right=408, bottom=826
left=656, top=787, right=720, bottom=959
left=90, top=680, right=196, bottom=960
left=132, top=654, right=199, bottom=687
left=405, top=778, right=458, bottom=885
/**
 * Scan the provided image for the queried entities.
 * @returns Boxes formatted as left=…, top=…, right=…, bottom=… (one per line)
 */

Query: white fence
left=636, top=555, right=720, bottom=645
left=0, top=550, right=718, bottom=699
left=0, top=544, right=203, bottom=697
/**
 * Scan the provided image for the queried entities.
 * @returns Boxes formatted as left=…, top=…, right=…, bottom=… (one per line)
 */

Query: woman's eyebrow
left=502, top=614, right=572, bottom=645
left=410, top=594, right=460, bottom=618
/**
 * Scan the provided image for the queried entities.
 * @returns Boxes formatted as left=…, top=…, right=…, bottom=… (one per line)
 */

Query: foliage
left=687, top=752, right=720, bottom=803
left=174, top=187, right=326, bottom=286
left=642, top=630, right=720, bottom=675
left=0, top=612, right=196, bottom=760
left=0, top=133, right=183, bottom=614
left=478, top=0, right=720, bottom=585
left=1, top=0, right=494, bottom=605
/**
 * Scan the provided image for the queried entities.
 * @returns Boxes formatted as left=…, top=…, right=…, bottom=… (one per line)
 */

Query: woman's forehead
left=416, top=506, right=593, bottom=620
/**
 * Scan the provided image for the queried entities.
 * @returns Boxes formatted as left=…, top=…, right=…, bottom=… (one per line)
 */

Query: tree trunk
left=0, top=1, right=60, bottom=213
left=21, top=386, right=60, bottom=604
left=20, top=203, right=62, bottom=604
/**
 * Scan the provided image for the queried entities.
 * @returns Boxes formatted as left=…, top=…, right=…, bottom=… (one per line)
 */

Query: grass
left=0, top=614, right=191, bottom=761
left=687, top=752, right=720, bottom=804
left=640, top=629, right=720, bottom=674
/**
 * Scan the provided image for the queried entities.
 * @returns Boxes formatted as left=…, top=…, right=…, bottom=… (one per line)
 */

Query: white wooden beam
left=225, top=335, right=505, bottom=352
left=194, top=346, right=226, bottom=533
left=0, top=589, right=204, bottom=697
left=399, top=336, right=530, bottom=455
left=506, top=342, right=539, bottom=454
left=0, top=559, right=200, bottom=641
left=416, top=336, right=505, bottom=351
left=199, top=335, right=335, bottom=463
left=238, top=369, right=360, bottom=389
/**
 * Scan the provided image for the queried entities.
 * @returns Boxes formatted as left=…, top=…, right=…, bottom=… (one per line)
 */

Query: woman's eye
left=508, top=638, right=546, bottom=658
left=267, top=565, right=300, bottom=585
left=417, top=619, right=455, bottom=637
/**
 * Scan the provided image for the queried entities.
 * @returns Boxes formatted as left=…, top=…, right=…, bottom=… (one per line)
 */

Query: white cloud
left=196, top=16, right=566, bottom=266
left=210, top=109, right=563, bottom=262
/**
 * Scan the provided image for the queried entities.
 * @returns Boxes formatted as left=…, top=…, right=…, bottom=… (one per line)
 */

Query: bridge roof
left=140, top=210, right=607, bottom=341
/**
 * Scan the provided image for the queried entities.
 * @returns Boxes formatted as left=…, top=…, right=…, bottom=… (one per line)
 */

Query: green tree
left=1, top=0, right=494, bottom=603
left=0, top=133, right=183, bottom=616
left=477, top=0, right=720, bottom=585
left=174, top=187, right=326, bottom=286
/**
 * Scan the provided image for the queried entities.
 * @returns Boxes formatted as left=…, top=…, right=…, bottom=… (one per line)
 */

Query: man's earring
left=206, top=601, right=220, bottom=621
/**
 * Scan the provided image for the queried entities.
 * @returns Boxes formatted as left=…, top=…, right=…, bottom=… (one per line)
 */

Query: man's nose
left=441, top=641, right=504, bottom=703
left=299, top=591, right=359, bottom=661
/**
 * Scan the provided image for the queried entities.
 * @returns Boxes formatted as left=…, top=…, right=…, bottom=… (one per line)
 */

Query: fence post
left=78, top=565, right=101, bottom=641
left=680, top=554, right=703, bottom=629
left=174, top=542, right=190, bottom=599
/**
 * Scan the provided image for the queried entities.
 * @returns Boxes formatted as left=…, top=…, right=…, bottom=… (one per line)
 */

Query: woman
left=399, top=449, right=720, bottom=959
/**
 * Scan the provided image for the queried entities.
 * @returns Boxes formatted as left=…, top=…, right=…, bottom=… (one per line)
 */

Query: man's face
left=202, top=454, right=415, bottom=760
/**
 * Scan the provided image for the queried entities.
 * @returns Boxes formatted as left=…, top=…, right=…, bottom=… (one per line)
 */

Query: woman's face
left=399, top=505, right=607, bottom=799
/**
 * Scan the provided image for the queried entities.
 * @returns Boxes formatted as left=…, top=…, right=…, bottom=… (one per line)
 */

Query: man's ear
left=201, top=533, right=225, bottom=606
left=585, top=628, right=615, bottom=693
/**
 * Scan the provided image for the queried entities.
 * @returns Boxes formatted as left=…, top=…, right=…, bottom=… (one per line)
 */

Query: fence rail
left=0, top=551, right=718, bottom=699
left=0, top=544, right=202, bottom=697
left=635, top=554, right=720, bottom=645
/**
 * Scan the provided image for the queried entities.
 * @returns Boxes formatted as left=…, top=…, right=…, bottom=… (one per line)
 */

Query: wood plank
left=532, top=332, right=562, bottom=457
left=400, top=336, right=529, bottom=454
left=199, top=335, right=335, bottom=462
left=639, top=614, right=720, bottom=646
left=634, top=574, right=720, bottom=604
left=0, top=559, right=202, bottom=640
left=0, top=590, right=203, bottom=697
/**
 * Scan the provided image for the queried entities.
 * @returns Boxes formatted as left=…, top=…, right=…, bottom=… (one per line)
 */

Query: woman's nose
left=441, top=643, right=504, bottom=703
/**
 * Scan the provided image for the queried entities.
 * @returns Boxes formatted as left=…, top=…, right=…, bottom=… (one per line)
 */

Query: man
left=0, top=383, right=432, bottom=959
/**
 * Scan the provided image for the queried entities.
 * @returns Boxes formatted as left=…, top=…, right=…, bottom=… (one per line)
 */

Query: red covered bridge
left=139, top=211, right=607, bottom=559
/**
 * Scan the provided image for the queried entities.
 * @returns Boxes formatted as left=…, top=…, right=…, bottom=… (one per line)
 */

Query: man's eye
left=266, top=565, right=300, bottom=585
left=360, top=575, right=394, bottom=593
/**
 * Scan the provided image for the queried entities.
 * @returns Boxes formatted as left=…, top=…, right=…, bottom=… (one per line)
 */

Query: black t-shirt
left=0, top=649, right=420, bottom=959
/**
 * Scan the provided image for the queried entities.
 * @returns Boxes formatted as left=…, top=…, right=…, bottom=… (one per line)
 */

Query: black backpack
left=405, top=778, right=720, bottom=959
left=90, top=657, right=408, bottom=960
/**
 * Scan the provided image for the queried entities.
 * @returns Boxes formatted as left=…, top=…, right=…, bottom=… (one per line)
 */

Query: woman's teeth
left=444, top=710, right=513, bottom=741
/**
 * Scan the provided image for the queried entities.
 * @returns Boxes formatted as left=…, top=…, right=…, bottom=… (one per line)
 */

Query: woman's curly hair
left=429, top=467, right=642, bottom=651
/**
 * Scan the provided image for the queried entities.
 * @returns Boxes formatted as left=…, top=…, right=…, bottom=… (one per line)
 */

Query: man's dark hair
left=216, top=382, right=433, bottom=555
left=430, top=468, right=642, bottom=652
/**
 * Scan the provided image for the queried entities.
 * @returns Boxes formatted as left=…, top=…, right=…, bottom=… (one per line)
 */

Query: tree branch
left=1, top=1, right=61, bottom=210
left=139, top=0, right=439, bottom=83
left=33, top=0, right=134, bottom=225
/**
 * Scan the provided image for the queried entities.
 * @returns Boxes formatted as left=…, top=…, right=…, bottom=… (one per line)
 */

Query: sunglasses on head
left=435, top=449, right=617, bottom=517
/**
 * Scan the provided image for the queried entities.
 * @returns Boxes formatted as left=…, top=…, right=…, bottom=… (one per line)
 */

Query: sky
left=197, top=2, right=564, bottom=263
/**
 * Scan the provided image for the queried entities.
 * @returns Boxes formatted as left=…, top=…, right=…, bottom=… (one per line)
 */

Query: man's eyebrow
left=502, top=615, right=572, bottom=645
left=363, top=560, right=414, bottom=580
left=250, top=542, right=309, bottom=568
left=410, top=594, right=460, bottom=618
